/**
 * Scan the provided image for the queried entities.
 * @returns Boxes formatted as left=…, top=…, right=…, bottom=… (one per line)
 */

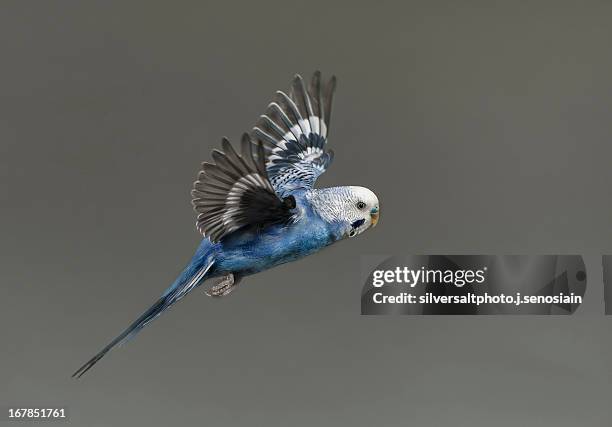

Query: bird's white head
left=307, top=186, right=380, bottom=240
left=344, top=186, right=379, bottom=237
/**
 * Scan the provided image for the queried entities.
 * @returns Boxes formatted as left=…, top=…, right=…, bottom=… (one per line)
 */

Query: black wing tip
left=292, top=73, right=305, bottom=86
left=240, top=132, right=252, bottom=143
left=211, top=148, right=225, bottom=158
left=296, top=71, right=335, bottom=85
left=324, top=74, right=337, bottom=92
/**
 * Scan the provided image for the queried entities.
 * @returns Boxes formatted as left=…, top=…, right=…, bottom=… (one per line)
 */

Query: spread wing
left=251, top=72, right=336, bottom=197
left=191, top=134, right=296, bottom=242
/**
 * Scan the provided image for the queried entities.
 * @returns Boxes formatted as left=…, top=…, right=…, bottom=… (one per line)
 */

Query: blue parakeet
left=73, top=72, right=379, bottom=377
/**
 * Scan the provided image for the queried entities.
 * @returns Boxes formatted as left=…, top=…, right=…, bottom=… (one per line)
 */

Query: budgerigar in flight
left=73, top=72, right=380, bottom=377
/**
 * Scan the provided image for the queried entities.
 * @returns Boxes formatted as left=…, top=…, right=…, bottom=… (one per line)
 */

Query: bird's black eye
left=356, top=201, right=366, bottom=210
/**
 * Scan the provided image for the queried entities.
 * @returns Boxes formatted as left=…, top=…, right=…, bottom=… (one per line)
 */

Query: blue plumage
left=73, top=73, right=379, bottom=377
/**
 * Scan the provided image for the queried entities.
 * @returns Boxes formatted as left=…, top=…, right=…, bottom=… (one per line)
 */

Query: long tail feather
left=72, top=255, right=214, bottom=378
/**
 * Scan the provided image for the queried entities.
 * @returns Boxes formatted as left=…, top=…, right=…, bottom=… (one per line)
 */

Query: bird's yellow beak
left=370, top=207, right=379, bottom=227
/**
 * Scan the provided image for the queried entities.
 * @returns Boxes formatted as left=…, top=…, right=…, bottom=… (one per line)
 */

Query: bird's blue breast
left=208, top=200, right=336, bottom=276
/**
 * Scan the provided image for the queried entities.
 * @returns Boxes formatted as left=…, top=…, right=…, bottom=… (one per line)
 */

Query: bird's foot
left=205, top=273, right=240, bottom=297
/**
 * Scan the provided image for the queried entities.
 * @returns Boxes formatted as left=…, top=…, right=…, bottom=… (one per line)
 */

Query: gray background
left=1, top=1, right=611, bottom=426
left=603, top=256, right=612, bottom=314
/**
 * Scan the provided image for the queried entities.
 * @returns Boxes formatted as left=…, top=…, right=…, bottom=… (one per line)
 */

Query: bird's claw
left=205, top=273, right=239, bottom=297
